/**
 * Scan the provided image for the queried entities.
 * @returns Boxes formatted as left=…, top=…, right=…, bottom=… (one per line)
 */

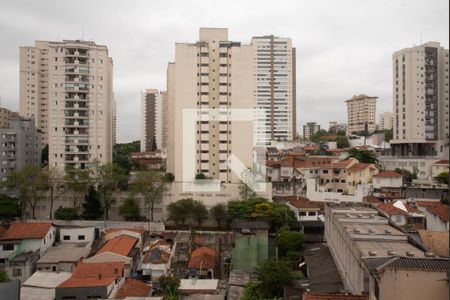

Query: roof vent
left=385, top=229, right=392, bottom=234
left=424, top=252, right=435, bottom=257
left=369, top=251, right=377, bottom=256
left=406, top=251, right=415, bottom=257
left=387, top=250, right=398, bottom=256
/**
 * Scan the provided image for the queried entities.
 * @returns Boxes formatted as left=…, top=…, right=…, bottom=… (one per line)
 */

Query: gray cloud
left=0, top=0, right=448, bottom=142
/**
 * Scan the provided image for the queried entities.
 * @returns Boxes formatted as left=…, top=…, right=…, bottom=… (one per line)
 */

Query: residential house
left=188, top=246, right=216, bottom=279
left=60, top=226, right=96, bottom=246
left=55, top=261, right=125, bottom=300
left=141, top=239, right=172, bottom=280
left=37, top=242, right=92, bottom=273
left=376, top=201, right=425, bottom=230
left=84, top=235, right=139, bottom=277
left=0, top=223, right=55, bottom=282
left=105, top=228, right=145, bottom=249
left=178, top=279, right=223, bottom=299
left=284, top=196, right=322, bottom=222
left=431, top=159, right=449, bottom=178
left=346, top=163, right=379, bottom=194
left=425, top=203, right=449, bottom=231
left=363, top=256, right=449, bottom=300
left=417, top=230, right=449, bottom=257
left=372, top=171, right=403, bottom=191
left=116, top=278, right=152, bottom=299
left=414, top=200, right=441, bottom=213
left=21, top=271, right=72, bottom=300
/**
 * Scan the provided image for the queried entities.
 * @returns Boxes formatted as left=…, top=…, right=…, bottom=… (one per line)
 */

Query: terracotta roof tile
left=304, top=292, right=368, bottom=300
left=427, top=203, right=449, bottom=222
left=418, top=230, right=449, bottom=257
left=188, top=246, right=216, bottom=269
left=0, top=223, right=52, bottom=240
left=116, top=278, right=151, bottom=299
left=415, top=201, right=440, bottom=208
left=364, top=196, right=383, bottom=205
left=0, top=226, right=7, bottom=238
left=373, top=171, right=402, bottom=178
left=322, top=159, right=356, bottom=169
left=96, top=235, right=138, bottom=257
left=347, top=163, right=372, bottom=172
left=433, top=160, right=449, bottom=165
left=58, top=262, right=124, bottom=288
left=287, top=196, right=321, bottom=209
left=377, top=203, right=421, bottom=216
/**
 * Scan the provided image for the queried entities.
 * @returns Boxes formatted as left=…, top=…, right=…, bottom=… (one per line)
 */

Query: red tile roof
left=96, top=235, right=138, bottom=257
left=287, top=196, right=321, bottom=209
left=427, top=203, right=449, bottom=222
left=304, top=292, right=368, bottom=300
left=280, top=157, right=332, bottom=169
left=58, top=261, right=124, bottom=288
left=364, top=196, right=383, bottom=205
left=433, top=160, right=449, bottom=165
left=415, top=201, right=440, bottom=208
left=373, top=171, right=402, bottom=178
left=348, top=163, right=372, bottom=172
left=0, top=226, right=7, bottom=238
left=303, top=145, right=320, bottom=151
left=377, top=203, right=422, bottom=216
left=0, top=223, right=52, bottom=240
left=188, top=246, right=216, bottom=269
left=116, top=278, right=151, bottom=299
left=322, top=159, right=356, bottom=169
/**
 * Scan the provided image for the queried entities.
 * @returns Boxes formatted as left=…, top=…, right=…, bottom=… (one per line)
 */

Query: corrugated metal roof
left=363, top=256, right=449, bottom=274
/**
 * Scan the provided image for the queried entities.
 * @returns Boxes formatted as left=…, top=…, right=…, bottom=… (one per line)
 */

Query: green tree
left=395, top=168, right=417, bottom=184
left=167, top=198, right=195, bottom=226
left=256, top=258, right=294, bottom=298
left=159, top=275, right=180, bottom=300
left=0, top=194, right=21, bottom=220
left=94, top=163, right=127, bottom=220
left=113, top=141, right=140, bottom=174
left=311, top=129, right=328, bottom=143
left=251, top=202, right=297, bottom=231
left=65, top=167, right=91, bottom=213
left=131, top=170, right=168, bottom=222
left=384, top=129, right=393, bottom=142
left=227, top=197, right=267, bottom=221
left=347, top=148, right=380, bottom=168
left=336, top=135, right=350, bottom=149
left=210, top=203, right=228, bottom=228
left=3, top=165, right=48, bottom=219
left=192, top=200, right=208, bottom=227
left=242, top=282, right=265, bottom=300
left=81, top=186, right=103, bottom=220
left=164, top=172, right=175, bottom=182
left=195, top=173, right=207, bottom=180
left=41, top=144, right=49, bottom=168
left=0, top=270, right=10, bottom=283
left=54, top=206, right=79, bottom=220
left=435, top=172, right=449, bottom=184
left=277, top=226, right=304, bottom=257
left=46, top=167, right=66, bottom=219
left=118, top=196, right=141, bottom=221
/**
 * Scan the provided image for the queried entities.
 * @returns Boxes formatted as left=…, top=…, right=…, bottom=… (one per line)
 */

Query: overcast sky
left=0, top=0, right=448, bottom=143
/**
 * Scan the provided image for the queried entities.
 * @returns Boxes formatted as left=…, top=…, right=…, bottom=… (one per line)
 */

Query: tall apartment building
left=167, top=28, right=255, bottom=183
left=379, top=112, right=394, bottom=130
left=112, top=94, right=117, bottom=145
left=390, top=42, right=449, bottom=157
left=0, top=117, right=41, bottom=181
left=140, top=89, right=167, bottom=152
left=328, top=121, right=347, bottom=134
left=252, top=36, right=296, bottom=145
left=303, top=122, right=320, bottom=140
left=346, top=94, right=377, bottom=135
left=20, top=40, right=114, bottom=170
left=0, top=107, right=19, bottom=128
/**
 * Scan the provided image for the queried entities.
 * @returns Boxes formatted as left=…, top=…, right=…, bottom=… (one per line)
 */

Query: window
left=3, top=244, right=14, bottom=251
left=299, top=212, right=307, bottom=216
left=63, top=235, right=70, bottom=240
left=12, top=268, right=22, bottom=277
left=308, top=211, right=316, bottom=216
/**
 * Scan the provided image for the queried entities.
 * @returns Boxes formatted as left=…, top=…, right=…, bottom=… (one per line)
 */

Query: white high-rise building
left=379, top=112, right=394, bottom=131
left=252, top=36, right=296, bottom=145
left=391, top=42, right=449, bottom=157
left=346, top=94, right=377, bottom=135
left=140, top=89, right=167, bottom=152
left=20, top=40, right=114, bottom=170
left=167, top=28, right=255, bottom=183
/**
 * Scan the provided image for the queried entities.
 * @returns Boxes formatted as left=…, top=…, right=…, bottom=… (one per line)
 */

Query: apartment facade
left=252, top=36, right=296, bottom=145
left=0, top=117, right=41, bottom=181
left=0, top=107, right=19, bottom=128
left=167, top=28, right=255, bottom=183
left=379, top=112, right=394, bottom=131
left=346, top=94, right=377, bottom=135
left=140, top=89, right=167, bottom=152
left=303, top=122, right=320, bottom=140
left=20, top=40, right=113, bottom=170
left=390, top=42, right=449, bottom=157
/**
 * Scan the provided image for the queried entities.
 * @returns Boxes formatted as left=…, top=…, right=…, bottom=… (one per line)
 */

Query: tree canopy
left=0, top=194, right=21, bottom=220
left=347, top=148, right=380, bottom=168
left=54, top=206, right=79, bottom=220
left=118, top=196, right=141, bottom=221
left=113, top=141, right=140, bottom=174
left=166, top=198, right=208, bottom=227
left=82, top=186, right=103, bottom=220
left=253, top=258, right=294, bottom=298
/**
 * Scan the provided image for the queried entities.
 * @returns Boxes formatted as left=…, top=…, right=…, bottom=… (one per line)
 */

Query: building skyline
left=303, top=122, right=320, bottom=140
left=140, top=89, right=167, bottom=152
left=379, top=112, right=394, bottom=131
left=390, top=41, right=449, bottom=158
left=19, top=40, right=114, bottom=170
left=346, top=94, right=377, bottom=135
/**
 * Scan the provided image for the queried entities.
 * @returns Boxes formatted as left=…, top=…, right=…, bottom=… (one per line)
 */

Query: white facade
left=372, top=176, right=403, bottom=189
left=425, top=210, right=449, bottom=232
left=346, top=94, right=377, bottom=135
left=20, top=40, right=114, bottom=170
left=252, top=36, right=296, bottom=145
left=59, top=227, right=95, bottom=246
left=379, top=112, right=394, bottom=130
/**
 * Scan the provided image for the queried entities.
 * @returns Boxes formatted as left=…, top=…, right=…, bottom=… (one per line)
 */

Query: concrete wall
left=425, top=211, right=449, bottom=231
left=60, top=227, right=95, bottom=245
left=373, top=177, right=403, bottom=189
left=306, top=179, right=371, bottom=202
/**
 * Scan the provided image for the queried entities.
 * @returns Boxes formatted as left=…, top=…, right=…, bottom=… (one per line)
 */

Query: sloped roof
left=373, top=171, right=402, bottom=178
left=377, top=203, right=421, bottom=216
left=347, top=163, right=372, bottom=172
left=415, top=201, right=440, bottom=208
left=280, top=157, right=332, bottom=169
left=427, top=203, right=449, bottom=222
left=57, top=261, right=124, bottom=288
left=363, top=256, right=449, bottom=274
left=287, top=196, right=321, bottom=210
left=304, top=292, right=368, bottom=300
left=418, top=230, right=449, bottom=257
left=96, top=234, right=138, bottom=257
left=323, top=159, right=356, bottom=169
left=188, top=246, right=216, bottom=269
left=0, top=226, right=7, bottom=238
left=143, top=246, right=171, bottom=264
left=363, top=196, right=383, bottom=205
left=433, top=160, right=449, bottom=165
left=116, top=278, right=151, bottom=299
left=0, top=223, right=52, bottom=240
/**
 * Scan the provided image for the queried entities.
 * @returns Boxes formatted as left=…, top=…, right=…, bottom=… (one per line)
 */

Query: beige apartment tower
left=20, top=40, right=114, bottom=170
left=346, top=94, right=377, bottom=135
left=390, top=42, right=449, bottom=157
left=140, top=89, right=167, bottom=152
left=379, top=112, right=394, bottom=131
left=167, top=28, right=255, bottom=183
